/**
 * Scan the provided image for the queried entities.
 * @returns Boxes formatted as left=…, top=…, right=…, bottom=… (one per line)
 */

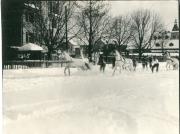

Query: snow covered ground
left=2, top=62, right=179, bottom=134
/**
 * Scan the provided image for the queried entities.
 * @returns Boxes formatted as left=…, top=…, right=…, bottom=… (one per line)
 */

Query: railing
left=3, top=60, right=71, bottom=70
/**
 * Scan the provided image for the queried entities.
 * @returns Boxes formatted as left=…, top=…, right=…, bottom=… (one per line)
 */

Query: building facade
left=2, top=1, right=80, bottom=61
left=127, top=19, right=179, bottom=58
left=150, top=19, right=179, bottom=56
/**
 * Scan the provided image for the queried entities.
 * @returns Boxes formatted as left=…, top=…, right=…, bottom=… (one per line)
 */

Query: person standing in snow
left=98, top=53, right=106, bottom=72
left=151, top=57, right=159, bottom=73
left=148, top=56, right=153, bottom=69
left=142, top=56, right=148, bottom=70
left=112, top=51, right=116, bottom=69
left=132, top=57, right=137, bottom=71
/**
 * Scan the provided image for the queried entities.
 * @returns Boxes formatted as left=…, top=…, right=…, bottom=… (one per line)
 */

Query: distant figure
left=151, top=57, right=159, bottom=73
left=132, top=57, right=137, bottom=71
left=148, top=56, right=153, bottom=69
left=142, top=57, right=148, bottom=70
left=112, top=52, right=116, bottom=69
left=98, top=53, right=106, bottom=72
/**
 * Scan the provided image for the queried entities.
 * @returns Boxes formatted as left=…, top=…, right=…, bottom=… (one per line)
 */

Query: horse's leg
left=166, top=62, right=169, bottom=71
left=128, top=64, right=132, bottom=72
left=103, top=64, right=106, bottom=73
left=64, top=67, right=67, bottom=76
left=68, top=67, right=70, bottom=76
left=175, top=64, right=179, bottom=70
left=146, top=64, right=148, bottom=71
left=119, top=65, right=122, bottom=73
left=112, top=65, right=117, bottom=76
left=130, top=65, right=134, bottom=72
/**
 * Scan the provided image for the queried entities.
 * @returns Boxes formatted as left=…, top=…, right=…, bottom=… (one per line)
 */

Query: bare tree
left=29, top=1, right=79, bottom=59
left=108, top=15, right=133, bottom=52
left=75, top=0, right=110, bottom=62
left=130, top=9, right=164, bottom=59
left=114, top=16, right=133, bottom=46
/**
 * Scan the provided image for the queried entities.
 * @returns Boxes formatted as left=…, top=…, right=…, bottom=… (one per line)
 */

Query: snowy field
left=2, top=62, right=179, bottom=134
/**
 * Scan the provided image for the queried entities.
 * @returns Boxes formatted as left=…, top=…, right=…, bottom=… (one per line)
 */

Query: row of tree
left=27, top=1, right=165, bottom=60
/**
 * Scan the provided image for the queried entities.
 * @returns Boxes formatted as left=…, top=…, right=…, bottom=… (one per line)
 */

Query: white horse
left=61, top=50, right=91, bottom=76
left=164, top=52, right=179, bottom=70
left=112, top=50, right=133, bottom=75
left=123, top=58, right=134, bottom=71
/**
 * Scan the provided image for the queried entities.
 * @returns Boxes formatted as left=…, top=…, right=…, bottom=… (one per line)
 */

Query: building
left=2, top=1, right=80, bottom=61
left=127, top=19, right=179, bottom=58
left=150, top=19, right=179, bottom=56
left=2, top=1, right=24, bottom=62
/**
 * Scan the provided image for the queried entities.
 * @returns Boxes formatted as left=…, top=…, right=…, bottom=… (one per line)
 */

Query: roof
left=18, top=43, right=44, bottom=51
left=172, top=19, right=179, bottom=31
left=172, top=24, right=179, bottom=31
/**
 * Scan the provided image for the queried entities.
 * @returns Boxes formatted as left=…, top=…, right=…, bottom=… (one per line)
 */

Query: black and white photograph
left=1, top=0, right=179, bottom=134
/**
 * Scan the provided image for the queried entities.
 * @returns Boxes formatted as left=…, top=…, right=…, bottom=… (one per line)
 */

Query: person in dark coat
left=98, top=53, right=106, bottom=72
left=148, top=56, right=153, bottom=69
left=112, top=52, right=116, bottom=69
left=132, top=57, right=137, bottom=71
left=151, top=57, right=159, bottom=73
left=142, top=56, right=148, bottom=70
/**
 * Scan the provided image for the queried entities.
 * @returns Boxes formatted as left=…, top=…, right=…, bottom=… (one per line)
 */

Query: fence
left=3, top=60, right=71, bottom=70
left=3, top=55, right=171, bottom=70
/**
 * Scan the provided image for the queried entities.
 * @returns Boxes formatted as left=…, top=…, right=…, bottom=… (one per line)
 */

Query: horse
left=60, top=50, right=91, bottom=76
left=123, top=58, right=134, bottom=71
left=163, top=52, right=179, bottom=70
left=112, top=50, right=133, bottom=75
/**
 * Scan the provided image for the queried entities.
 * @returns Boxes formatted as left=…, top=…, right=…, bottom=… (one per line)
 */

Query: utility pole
left=65, top=6, right=68, bottom=51
left=88, top=0, right=92, bottom=62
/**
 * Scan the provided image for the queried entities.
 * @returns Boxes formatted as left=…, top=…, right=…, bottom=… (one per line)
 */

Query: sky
left=108, top=0, right=179, bottom=31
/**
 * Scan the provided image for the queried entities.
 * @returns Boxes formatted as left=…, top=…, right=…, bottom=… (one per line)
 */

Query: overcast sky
left=108, top=0, right=178, bottom=31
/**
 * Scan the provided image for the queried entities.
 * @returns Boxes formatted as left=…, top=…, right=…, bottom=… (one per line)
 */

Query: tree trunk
left=47, top=46, right=53, bottom=60
left=138, top=49, right=142, bottom=61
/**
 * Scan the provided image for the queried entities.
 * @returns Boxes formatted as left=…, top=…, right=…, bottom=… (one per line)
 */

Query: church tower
left=171, top=19, right=179, bottom=39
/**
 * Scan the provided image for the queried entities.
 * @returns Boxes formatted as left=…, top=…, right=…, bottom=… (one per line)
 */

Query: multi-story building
left=2, top=1, right=80, bottom=61
left=150, top=19, right=179, bottom=56
left=127, top=19, right=179, bottom=58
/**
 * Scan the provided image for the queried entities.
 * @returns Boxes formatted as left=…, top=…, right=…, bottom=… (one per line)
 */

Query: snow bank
left=2, top=62, right=179, bottom=134
left=3, top=62, right=170, bottom=79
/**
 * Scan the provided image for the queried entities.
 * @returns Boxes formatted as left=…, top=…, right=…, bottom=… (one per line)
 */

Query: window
left=25, top=12, right=34, bottom=23
left=158, top=36, right=161, bottom=39
left=52, top=19, right=57, bottom=28
left=48, top=2, right=58, bottom=14
left=26, top=32, right=29, bottom=43
left=165, top=35, right=169, bottom=39
left=26, top=32, right=34, bottom=43
left=153, top=36, right=157, bottom=40
left=29, top=13, right=34, bottom=23
left=25, top=12, right=29, bottom=22
left=169, top=43, right=174, bottom=47
left=155, top=43, right=160, bottom=47
left=29, top=33, right=34, bottom=43
left=49, top=2, right=53, bottom=13
left=171, top=33, right=179, bottom=39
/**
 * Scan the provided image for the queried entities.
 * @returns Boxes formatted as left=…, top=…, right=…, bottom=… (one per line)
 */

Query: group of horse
left=60, top=50, right=179, bottom=76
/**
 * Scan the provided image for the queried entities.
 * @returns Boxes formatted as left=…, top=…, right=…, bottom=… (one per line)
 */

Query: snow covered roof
left=18, top=43, right=44, bottom=51
left=10, top=46, right=20, bottom=49
left=69, top=40, right=78, bottom=46
left=143, top=53, right=179, bottom=56
left=24, top=3, right=39, bottom=10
